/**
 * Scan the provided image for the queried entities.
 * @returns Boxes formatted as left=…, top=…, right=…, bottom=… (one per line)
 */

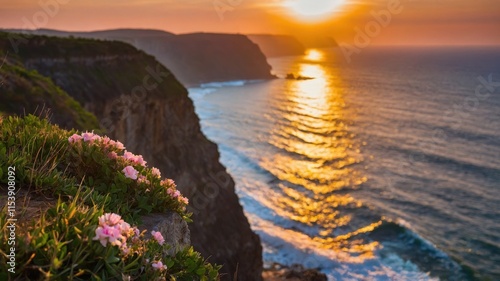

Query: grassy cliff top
left=0, top=31, right=139, bottom=59
left=0, top=115, right=219, bottom=280
left=0, top=53, right=100, bottom=131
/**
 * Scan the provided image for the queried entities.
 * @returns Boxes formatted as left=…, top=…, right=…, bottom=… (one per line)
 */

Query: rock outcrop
left=247, top=34, right=306, bottom=57
left=0, top=32, right=262, bottom=280
left=140, top=212, right=191, bottom=256
left=263, top=264, right=327, bottom=281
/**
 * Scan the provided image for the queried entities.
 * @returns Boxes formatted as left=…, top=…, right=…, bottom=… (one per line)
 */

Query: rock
left=263, top=263, right=327, bottom=281
left=285, top=73, right=314, bottom=80
left=139, top=212, right=190, bottom=256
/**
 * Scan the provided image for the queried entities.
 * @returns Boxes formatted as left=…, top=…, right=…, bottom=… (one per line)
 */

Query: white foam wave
left=200, top=80, right=248, bottom=88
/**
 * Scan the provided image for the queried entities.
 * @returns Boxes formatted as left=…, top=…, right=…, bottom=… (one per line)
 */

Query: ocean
left=188, top=47, right=500, bottom=280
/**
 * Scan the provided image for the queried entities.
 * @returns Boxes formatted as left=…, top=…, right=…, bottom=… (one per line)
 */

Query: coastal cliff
left=0, top=32, right=262, bottom=280
left=9, top=29, right=276, bottom=87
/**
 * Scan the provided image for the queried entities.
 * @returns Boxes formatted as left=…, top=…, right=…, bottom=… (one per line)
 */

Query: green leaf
left=105, top=255, right=120, bottom=264
left=52, top=257, right=62, bottom=269
left=196, top=267, right=206, bottom=276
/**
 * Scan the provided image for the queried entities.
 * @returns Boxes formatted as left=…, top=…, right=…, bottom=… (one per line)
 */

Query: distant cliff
left=247, top=34, right=306, bottom=57
left=9, top=29, right=276, bottom=87
left=0, top=32, right=262, bottom=281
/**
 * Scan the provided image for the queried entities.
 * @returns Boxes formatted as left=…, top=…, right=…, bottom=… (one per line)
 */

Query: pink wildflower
left=172, top=190, right=181, bottom=198
left=151, top=261, right=167, bottom=271
left=179, top=196, right=189, bottom=205
left=151, top=230, right=165, bottom=245
left=166, top=188, right=175, bottom=196
left=123, top=151, right=147, bottom=167
left=133, top=227, right=140, bottom=237
left=93, top=213, right=132, bottom=248
left=81, top=131, right=101, bottom=143
left=151, top=167, right=161, bottom=178
left=114, top=140, right=125, bottom=150
left=137, top=175, right=150, bottom=185
left=161, top=179, right=176, bottom=189
left=81, top=131, right=94, bottom=142
left=108, top=151, right=118, bottom=159
left=121, top=245, right=130, bottom=255
left=94, top=225, right=122, bottom=247
left=123, top=151, right=135, bottom=160
left=68, top=133, right=83, bottom=143
left=135, top=155, right=147, bottom=166
left=122, top=166, right=138, bottom=180
left=99, top=213, right=122, bottom=226
left=101, top=136, right=111, bottom=146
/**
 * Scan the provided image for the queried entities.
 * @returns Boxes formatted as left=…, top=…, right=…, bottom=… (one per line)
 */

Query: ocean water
left=188, top=47, right=500, bottom=280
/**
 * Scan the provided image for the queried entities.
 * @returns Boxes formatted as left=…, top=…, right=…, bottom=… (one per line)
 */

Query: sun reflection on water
left=260, top=49, right=379, bottom=262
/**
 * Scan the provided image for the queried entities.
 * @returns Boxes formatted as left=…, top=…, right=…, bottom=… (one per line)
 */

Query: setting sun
left=284, top=0, right=346, bottom=22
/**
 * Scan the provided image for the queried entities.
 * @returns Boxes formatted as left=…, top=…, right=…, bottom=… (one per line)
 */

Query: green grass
left=0, top=51, right=101, bottom=132
left=0, top=115, right=220, bottom=280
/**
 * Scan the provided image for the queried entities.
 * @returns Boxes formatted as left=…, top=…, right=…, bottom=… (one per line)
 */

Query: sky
left=0, top=0, right=499, bottom=45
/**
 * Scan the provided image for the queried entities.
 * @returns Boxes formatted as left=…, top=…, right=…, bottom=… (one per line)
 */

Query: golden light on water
left=259, top=49, right=379, bottom=262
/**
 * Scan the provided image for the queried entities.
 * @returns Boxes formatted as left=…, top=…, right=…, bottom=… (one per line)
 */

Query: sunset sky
left=1, top=0, right=499, bottom=45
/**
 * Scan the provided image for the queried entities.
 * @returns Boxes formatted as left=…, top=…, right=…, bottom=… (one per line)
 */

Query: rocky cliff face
left=1, top=32, right=262, bottom=280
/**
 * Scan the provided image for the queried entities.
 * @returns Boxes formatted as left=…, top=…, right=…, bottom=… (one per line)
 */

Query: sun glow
left=284, top=0, right=346, bottom=22
left=305, top=49, right=323, bottom=61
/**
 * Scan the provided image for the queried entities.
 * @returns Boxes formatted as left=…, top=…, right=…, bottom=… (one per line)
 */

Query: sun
left=284, top=0, right=346, bottom=22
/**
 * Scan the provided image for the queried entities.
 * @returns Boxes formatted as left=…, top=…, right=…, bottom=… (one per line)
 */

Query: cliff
left=0, top=32, right=262, bottom=280
left=247, top=34, right=306, bottom=57
left=8, top=29, right=275, bottom=87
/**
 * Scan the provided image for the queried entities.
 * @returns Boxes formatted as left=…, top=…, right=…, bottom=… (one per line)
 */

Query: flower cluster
left=93, top=213, right=169, bottom=274
left=93, top=213, right=134, bottom=250
left=161, top=179, right=189, bottom=205
left=69, top=131, right=125, bottom=150
left=68, top=131, right=189, bottom=208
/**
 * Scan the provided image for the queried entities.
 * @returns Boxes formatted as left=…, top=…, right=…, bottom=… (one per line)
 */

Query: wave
left=187, top=87, right=217, bottom=99
left=384, top=144, right=500, bottom=182
left=255, top=215, right=472, bottom=280
left=219, top=138, right=473, bottom=279
left=199, top=79, right=261, bottom=88
left=189, top=79, right=263, bottom=99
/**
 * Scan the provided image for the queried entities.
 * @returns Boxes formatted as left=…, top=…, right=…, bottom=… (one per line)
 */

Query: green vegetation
left=0, top=32, right=138, bottom=60
left=0, top=49, right=101, bottom=131
left=0, top=115, right=220, bottom=280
